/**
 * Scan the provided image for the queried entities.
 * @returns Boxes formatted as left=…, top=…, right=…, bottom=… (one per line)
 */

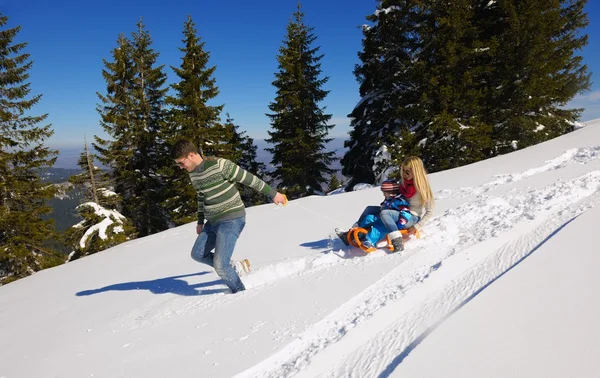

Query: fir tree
left=327, top=174, right=342, bottom=193
left=63, top=201, right=136, bottom=261
left=167, top=15, right=226, bottom=155
left=69, top=137, right=122, bottom=209
left=485, top=0, right=590, bottom=154
left=65, top=141, right=136, bottom=260
left=93, top=32, right=136, bottom=217
left=341, top=0, right=423, bottom=188
left=95, top=20, right=171, bottom=237
left=224, top=114, right=268, bottom=207
left=164, top=15, right=228, bottom=225
left=412, top=0, right=494, bottom=171
left=345, top=0, right=589, bottom=176
left=266, top=4, right=335, bottom=199
left=0, top=13, right=62, bottom=284
left=224, top=114, right=266, bottom=175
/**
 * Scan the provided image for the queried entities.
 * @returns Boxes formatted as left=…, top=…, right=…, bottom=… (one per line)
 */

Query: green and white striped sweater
left=189, top=157, right=276, bottom=224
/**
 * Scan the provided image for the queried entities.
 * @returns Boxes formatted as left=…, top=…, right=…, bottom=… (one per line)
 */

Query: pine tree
left=65, top=139, right=135, bottom=260
left=341, top=0, right=423, bottom=188
left=69, top=137, right=120, bottom=209
left=224, top=114, right=269, bottom=207
left=345, top=0, right=589, bottom=176
left=70, top=138, right=101, bottom=202
left=415, top=0, right=590, bottom=169
left=164, top=15, right=228, bottom=225
left=485, top=0, right=590, bottom=154
left=0, top=13, right=62, bottom=284
left=411, top=0, right=494, bottom=171
left=95, top=20, right=171, bottom=237
left=327, top=174, right=341, bottom=193
left=167, top=15, right=227, bottom=155
left=63, top=201, right=137, bottom=261
left=94, top=32, right=136, bottom=217
left=266, top=4, right=335, bottom=199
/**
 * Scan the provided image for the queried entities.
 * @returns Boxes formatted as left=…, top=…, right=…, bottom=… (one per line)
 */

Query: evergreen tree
left=224, top=114, right=266, bottom=175
left=95, top=20, right=171, bottom=237
left=411, top=0, right=494, bottom=171
left=485, top=0, right=590, bottom=154
left=345, top=0, right=590, bottom=177
left=0, top=14, right=62, bottom=284
left=327, top=174, right=342, bottom=193
left=63, top=201, right=136, bottom=261
left=69, top=137, right=120, bottom=209
left=65, top=139, right=136, bottom=260
left=341, top=0, right=423, bottom=188
left=164, top=15, right=227, bottom=225
left=167, top=15, right=226, bottom=156
left=266, top=4, right=335, bottom=199
left=224, top=114, right=268, bottom=207
left=93, top=32, right=135, bottom=216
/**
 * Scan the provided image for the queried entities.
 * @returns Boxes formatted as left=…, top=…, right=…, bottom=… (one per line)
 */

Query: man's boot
left=233, top=259, right=251, bottom=276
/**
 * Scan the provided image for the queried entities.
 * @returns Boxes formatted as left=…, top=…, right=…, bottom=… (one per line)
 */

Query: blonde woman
left=381, top=156, right=435, bottom=250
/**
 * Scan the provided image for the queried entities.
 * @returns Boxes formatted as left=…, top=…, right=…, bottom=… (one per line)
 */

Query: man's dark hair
left=171, top=139, right=198, bottom=159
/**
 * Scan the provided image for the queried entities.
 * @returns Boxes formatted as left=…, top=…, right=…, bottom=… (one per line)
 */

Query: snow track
left=236, top=167, right=600, bottom=378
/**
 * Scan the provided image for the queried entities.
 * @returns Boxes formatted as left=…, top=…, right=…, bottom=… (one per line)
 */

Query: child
left=336, top=180, right=417, bottom=252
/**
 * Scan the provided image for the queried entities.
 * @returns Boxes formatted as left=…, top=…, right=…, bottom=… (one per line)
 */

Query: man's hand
left=273, top=192, right=288, bottom=206
left=196, top=224, right=204, bottom=234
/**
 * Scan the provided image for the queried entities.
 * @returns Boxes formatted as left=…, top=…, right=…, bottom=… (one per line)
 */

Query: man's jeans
left=191, top=217, right=246, bottom=293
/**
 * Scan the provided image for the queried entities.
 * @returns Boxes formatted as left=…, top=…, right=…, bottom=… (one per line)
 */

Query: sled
left=345, top=227, right=420, bottom=253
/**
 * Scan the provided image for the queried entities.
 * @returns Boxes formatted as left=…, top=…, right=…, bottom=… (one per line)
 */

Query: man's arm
left=220, top=158, right=287, bottom=205
left=221, top=158, right=277, bottom=198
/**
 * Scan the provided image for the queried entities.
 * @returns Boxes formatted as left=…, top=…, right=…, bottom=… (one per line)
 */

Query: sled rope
left=294, top=203, right=346, bottom=227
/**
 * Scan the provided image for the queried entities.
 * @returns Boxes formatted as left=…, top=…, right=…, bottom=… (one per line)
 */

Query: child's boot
left=388, top=231, right=404, bottom=253
left=335, top=228, right=350, bottom=246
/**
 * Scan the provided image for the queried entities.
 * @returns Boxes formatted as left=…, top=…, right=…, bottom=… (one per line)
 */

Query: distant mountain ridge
left=54, top=137, right=350, bottom=171
left=45, top=138, right=349, bottom=236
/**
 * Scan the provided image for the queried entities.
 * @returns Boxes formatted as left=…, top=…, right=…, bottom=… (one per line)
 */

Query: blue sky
left=3, top=0, right=600, bottom=150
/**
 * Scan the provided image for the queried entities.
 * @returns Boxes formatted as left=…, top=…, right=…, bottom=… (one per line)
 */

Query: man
left=171, top=140, right=287, bottom=293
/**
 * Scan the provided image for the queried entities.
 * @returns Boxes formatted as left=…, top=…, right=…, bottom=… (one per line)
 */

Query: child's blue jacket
left=357, top=194, right=417, bottom=246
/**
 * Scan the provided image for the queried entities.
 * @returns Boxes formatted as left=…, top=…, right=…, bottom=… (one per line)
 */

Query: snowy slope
left=391, top=205, right=600, bottom=378
left=2, top=121, right=600, bottom=378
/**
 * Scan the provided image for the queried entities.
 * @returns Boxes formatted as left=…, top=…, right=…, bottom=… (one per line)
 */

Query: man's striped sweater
left=189, top=157, right=276, bottom=224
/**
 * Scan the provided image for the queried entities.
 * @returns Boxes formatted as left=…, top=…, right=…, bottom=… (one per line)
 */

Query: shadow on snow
left=75, top=272, right=229, bottom=297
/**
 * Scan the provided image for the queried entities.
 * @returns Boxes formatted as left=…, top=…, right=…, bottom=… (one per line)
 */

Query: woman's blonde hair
left=401, top=156, right=434, bottom=206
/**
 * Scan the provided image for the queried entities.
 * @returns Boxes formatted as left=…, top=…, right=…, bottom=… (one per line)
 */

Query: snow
left=374, top=6, right=401, bottom=17
left=76, top=202, right=126, bottom=248
left=372, top=144, right=394, bottom=183
left=352, top=183, right=377, bottom=191
left=391, top=206, right=600, bottom=378
left=1, top=120, right=600, bottom=377
left=99, top=188, right=117, bottom=197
